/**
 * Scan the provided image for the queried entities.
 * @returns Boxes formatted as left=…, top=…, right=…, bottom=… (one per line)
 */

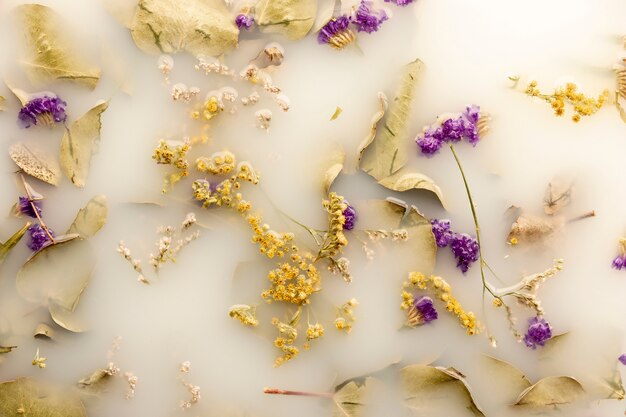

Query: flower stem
left=20, top=174, right=56, bottom=244
left=567, top=210, right=595, bottom=223
left=264, top=388, right=333, bottom=398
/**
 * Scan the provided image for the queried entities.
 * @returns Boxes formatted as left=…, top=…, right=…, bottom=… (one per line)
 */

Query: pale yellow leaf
left=330, top=106, right=342, bottom=121
left=255, top=0, right=317, bottom=40
left=514, top=376, right=584, bottom=406
left=333, top=377, right=379, bottom=417
left=67, top=195, right=108, bottom=238
left=378, top=170, right=445, bottom=208
left=33, top=323, right=55, bottom=340
left=322, top=148, right=345, bottom=194
left=482, top=355, right=531, bottom=402
left=9, top=142, right=61, bottom=186
left=0, top=377, right=87, bottom=417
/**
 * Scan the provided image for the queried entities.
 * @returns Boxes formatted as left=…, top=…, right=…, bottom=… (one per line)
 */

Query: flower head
left=318, top=16, right=356, bottom=49
left=611, top=238, right=626, bottom=270
left=430, top=219, right=453, bottom=247
left=353, top=1, right=388, bottom=33
left=415, top=105, right=482, bottom=156
left=619, top=354, right=626, bottom=365
left=416, top=128, right=444, bottom=155
left=407, top=296, right=438, bottom=326
left=18, top=196, right=42, bottom=218
left=524, top=316, right=552, bottom=349
left=27, top=224, right=54, bottom=252
left=342, top=203, right=357, bottom=230
left=18, top=94, right=67, bottom=128
left=384, top=0, right=414, bottom=6
left=235, top=14, right=254, bottom=30
left=449, top=233, right=479, bottom=273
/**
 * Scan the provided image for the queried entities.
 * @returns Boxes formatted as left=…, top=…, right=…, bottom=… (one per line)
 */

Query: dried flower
left=335, top=298, right=358, bottom=333
left=152, top=139, right=191, bottom=193
left=619, top=354, right=626, bottom=365
left=430, top=219, right=453, bottom=247
left=18, top=196, right=42, bottom=218
left=158, top=54, right=174, bottom=81
left=272, top=312, right=300, bottom=367
left=406, top=296, right=438, bottom=327
left=31, top=348, right=46, bottom=368
left=124, top=372, right=138, bottom=399
left=611, top=238, right=626, bottom=270
left=449, top=233, right=479, bottom=274
left=117, top=241, right=147, bottom=284
left=342, top=203, right=357, bottom=230
left=384, top=0, right=414, bottom=6
left=255, top=108, right=272, bottom=130
left=178, top=362, right=201, bottom=409
left=229, top=304, right=259, bottom=326
left=235, top=14, right=254, bottom=30
left=524, top=80, right=609, bottom=122
left=318, top=16, right=356, bottom=49
left=523, top=316, right=552, bottom=349
left=353, top=1, right=388, bottom=33
left=416, top=105, right=483, bottom=156
left=171, top=83, right=200, bottom=102
left=18, top=94, right=67, bottom=128
left=195, top=55, right=232, bottom=76
left=241, top=92, right=260, bottom=106
left=27, top=224, right=54, bottom=252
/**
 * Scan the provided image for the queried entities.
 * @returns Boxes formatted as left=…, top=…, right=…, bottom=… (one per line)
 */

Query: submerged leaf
left=33, top=323, right=55, bottom=340
left=544, top=180, right=573, bottom=215
left=0, top=223, right=30, bottom=265
left=322, top=148, right=345, bottom=194
left=5, top=82, right=30, bottom=105
left=514, top=376, right=584, bottom=406
left=360, top=59, right=423, bottom=181
left=60, top=101, right=109, bottom=188
left=255, top=0, right=317, bottom=40
left=378, top=171, right=445, bottom=208
left=330, top=106, right=342, bottom=121
left=130, top=0, right=238, bottom=57
left=333, top=377, right=379, bottom=417
left=482, top=356, right=531, bottom=402
left=16, top=4, right=100, bottom=88
left=401, top=206, right=437, bottom=276
left=9, top=142, right=61, bottom=186
left=0, top=346, right=17, bottom=354
left=0, top=95, right=5, bottom=111
left=401, top=364, right=485, bottom=417
left=0, top=377, right=87, bottom=417
left=49, top=299, right=88, bottom=333
left=356, top=93, right=387, bottom=166
left=67, top=195, right=108, bottom=238
left=313, top=0, right=337, bottom=32
left=77, top=368, right=115, bottom=393
left=507, top=214, right=563, bottom=245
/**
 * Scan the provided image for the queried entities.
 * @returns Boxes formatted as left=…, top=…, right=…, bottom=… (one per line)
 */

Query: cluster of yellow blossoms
left=405, top=272, right=479, bottom=335
left=525, top=81, right=609, bottom=122
left=152, top=139, right=191, bottom=192
left=272, top=311, right=300, bottom=367
left=317, top=193, right=348, bottom=260
left=334, top=298, right=358, bottom=333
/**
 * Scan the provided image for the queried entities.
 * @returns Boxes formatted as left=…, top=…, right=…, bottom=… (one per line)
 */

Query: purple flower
left=18, top=196, right=42, bottom=218
left=318, top=16, right=355, bottom=49
left=449, top=233, right=479, bottom=273
left=524, top=316, right=552, bottom=349
left=235, top=14, right=254, bottom=30
left=342, top=203, right=357, bottom=230
left=353, top=1, right=388, bottom=33
left=415, top=105, right=482, bottom=155
left=413, top=296, right=438, bottom=323
left=18, top=94, right=67, bottom=128
left=416, top=129, right=444, bottom=155
left=27, top=224, right=54, bottom=252
left=384, top=0, right=414, bottom=6
left=431, top=219, right=453, bottom=248
left=612, top=255, right=626, bottom=270
left=619, top=354, right=626, bottom=365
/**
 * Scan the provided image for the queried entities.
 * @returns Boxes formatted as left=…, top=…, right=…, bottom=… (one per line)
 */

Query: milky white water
left=0, top=0, right=625, bottom=416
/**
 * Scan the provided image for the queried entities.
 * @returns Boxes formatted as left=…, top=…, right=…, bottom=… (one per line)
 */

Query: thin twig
left=20, top=174, right=55, bottom=244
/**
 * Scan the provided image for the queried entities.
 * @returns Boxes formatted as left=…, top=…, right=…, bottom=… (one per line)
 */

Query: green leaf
left=378, top=171, right=445, bottom=208
left=9, top=142, right=61, bottom=186
left=482, top=355, right=531, bottom=402
left=60, top=101, right=109, bottom=188
left=0, top=377, right=87, bottom=417
left=514, top=376, right=584, bottom=406
left=0, top=223, right=30, bottom=265
left=16, top=4, right=100, bottom=89
left=360, top=59, right=422, bottom=181
left=130, top=0, right=238, bottom=57
left=49, top=297, right=88, bottom=333
left=333, top=377, right=379, bottom=417
left=67, top=195, right=108, bottom=238
left=255, top=0, right=317, bottom=40
left=401, top=364, right=485, bottom=417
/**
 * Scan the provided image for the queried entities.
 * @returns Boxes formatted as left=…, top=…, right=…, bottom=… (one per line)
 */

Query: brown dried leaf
left=60, top=101, right=109, bottom=188
left=0, top=346, right=17, bottom=354
left=333, top=377, right=379, bottom=417
left=544, top=180, right=573, bottom=215
left=507, top=214, right=563, bottom=245
left=0, top=223, right=30, bottom=265
left=33, top=323, right=55, bottom=340
left=322, top=148, right=345, bottom=194
left=514, top=376, right=584, bottom=406
left=67, top=195, right=108, bottom=238
left=16, top=4, right=100, bottom=89
left=77, top=368, right=115, bottom=393
left=250, top=44, right=284, bottom=69
left=482, top=356, right=531, bottom=402
left=130, top=0, right=238, bottom=57
left=0, top=377, right=87, bottom=417
left=330, top=106, right=342, bottom=120
left=378, top=170, right=445, bottom=208
left=255, top=0, right=317, bottom=40
left=9, top=142, right=61, bottom=186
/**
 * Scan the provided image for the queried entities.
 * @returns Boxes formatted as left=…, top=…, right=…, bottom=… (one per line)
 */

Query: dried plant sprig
left=178, top=361, right=201, bottom=409
left=123, top=372, right=138, bottom=399
left=229, top=304, right=259, bottom=326
left=171, top=83, right=200, bottom=102
left=524, top=80, right=609, bottom=122
left=117, top=241, right=148, bottom=284
left=195, top=55, right=233, bottom=76
left=334, top=298, right=358, bottom=333
left=152, top=139, right=191, bottom=193
left=272, top=310, right=301, bottom=367
left=20, top=175, right=55, bottom=246
left=31, top=348, right=46, bottom=369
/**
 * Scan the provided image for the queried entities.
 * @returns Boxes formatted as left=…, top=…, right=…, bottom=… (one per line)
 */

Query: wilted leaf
left=544, top=180, right=573, bottom=215
left=130, top=0, right=238, bottom=57
left=313, top=0, right=337, bottom=32
left=482, top=356, right=531, bottom=402
left=60, top=101, right=109, bottom=188
left=77, top=368, right=115, bottom=393
left=330, top=107, right=342, bottom=121
left=49, top=299, right=88, bottom=333
left=378, top=171, right=445, bottom=208
left=360, top=59, right=423, bottom=181
left=0, top=377, right=87, bottom=417
left=0, top=223, right=30, bottom=265
left=9, top=142, right=61, bottom=186
left=0, top=346, right=17, bottom=354
left=333, top=377, right=378, bottom=417
left=5, top=82, right=30, bottom=105
left=514, top=376, right=584, bottom=406
left=507, top=214, right=563, bottom=245
left=401, top=364, right=485, bottom=417
left=34, top=323, right=54, bottom=340
left=67, top=195, right=108, bottom=238
left=16, top=4, right=100, bottom=89
left=322, top=148, right=345, bottom=194
left=255, top=0, right=317, bottom=40
left=356, top=93, right=387, bottom=166
left=401, top=206, right=437, bottom=276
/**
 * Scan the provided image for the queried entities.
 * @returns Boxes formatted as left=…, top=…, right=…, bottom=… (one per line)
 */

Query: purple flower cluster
left=431, top=219, right=479, bottom=273
left=18, top=94, right=67, bottom=128
left=416, top=105, right=481, bottom=155
left=235, top=14, right=254, bottom=30
left=318, top=1, right=387, bottom=47
left=619, top=354, right=626, bottom=365
left=524, top=316, right=552, bottom=349
left=27, top=224, right=54, bottom=252
left=612, top=255, right=625, bottom=270
left=318, top=15, right=353, bottom=45
left=18, top=196, right=42, bottom=218
left=342, top=203, right=357, bottom=230
left=353, top=1, right=388, bottom=33
left=412, top=296, right=438, bottom=324
left=384, top=0, right=414, bottom=6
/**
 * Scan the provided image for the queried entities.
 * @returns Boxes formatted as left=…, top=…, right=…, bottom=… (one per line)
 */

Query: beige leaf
left=356, top=92, right=387, bottom=165
left=130, top=0, right=238, bottom=57
left=16, top=4, right=100, bottom=89
left=5, top=81, right=30, bottom=105
left=330, top=106, right=343, bottom=121
left=0, top=95, right=5, bottom=111
left=323, top=148, right=346, bottom=194
left=401, top=206, right=437, bottom=276
left=313, top=0, right=337, bottom=32
left=333, top=377, right=379, bottom=417
left=507, top=214, right=563, bottom=245
left=0, top=377, right=87, bottom=417
left=360, top=59, right=423, bottom=181
left=514, top=376, right=584, bottom=406
left=60, top=101, right=109, bottom=188
left=543, top=180, right=573, bottom=215
left=77, top=368, right=115, bottom=393
left=9, top=142, right=61, bottom=186
left=255, top=0, right=317, bottom=40
left=378, top=171, right=445, bottom=208
left=482, top=356, right=531, bottom=402
left=49, top=299, right=88, bottom=333
left=0, top=223, right=30, bottom=265
left=33, top=323, right=55, bottom=340
left=401, top=364, right=485, bottom=417
left=0, top=346, right=17, bottom=354
left=67, top=195, right=108, bottom=238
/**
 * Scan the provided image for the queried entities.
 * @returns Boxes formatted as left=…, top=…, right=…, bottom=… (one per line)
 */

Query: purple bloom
left=524, top=316, right=552, bottom=349
left=235, top=14, right=254, bottom=30
left=431, top=219, right=453, bottom=248
left=415, top=105, right=482, bottom=155
left=384, top=0, right=414, bottom=6
left=27, top=224, right=54, bottom=252
left=318, top=16, right=355, bottom=48
left=18, top=196, right=42, bottom=218
left=612, top=255, right=626, bottom=270
left=353, top=1, right=388, bottom=33
left=413, top=296, right=438, bottom=323
left=619, top=354, right=626, bottom=365
left=18, top=94, right=67, bottom=128
left=342, top=203, right=357, bottom=230
left=449, top=233, right=479, bottom=273
left=416, top=129, right=444, bottom=155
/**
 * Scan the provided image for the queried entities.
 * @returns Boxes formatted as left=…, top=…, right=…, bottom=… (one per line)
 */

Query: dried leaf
left=330, top=106, right=342, bottom=121
left=401, top=364, right=485, bottom=417
left=0, top=346, right=17, bottom=354
left=16, top=4, right=100, bottom=89
left=9, top=142, right=62, bottom=186
left=130, top=0, right=238, bottom=57
left=544, top=180, right=573, bottom=215
left=34, top=323, right=54, bottom=340
left=313, top=0, right=337, bottom=32
left=0, top=96, right=5, bottom=111
left=360, top=59, right=423, bottom=181
left=49, top=299, right=88, bottom=333
left=616, top=93, right=626, bottom=123
left=514, top=376, right=584, bottom=406
left=356, top=93, right=387, bottom=165
left=60, top=101, right=109, bottom=188
left=5, top=81, right=30, bottom=105
left=323, top=148, right=345, bottom=194
left=0, top=377, right=87, bottom=417
left=250, top=44, right=284, bottom=69
left=401, top=205, right=437, bottom=276
left=333, top=377, right=378, bottom=417
left=255, top=0, right=317, bottom=40
left=0, top=223, right=30, bottom=265
left=378, top=171, right=445, bottom=208
left=67, top=195, right=108, bottom=238
left=482, top=356, right=531, bottom=402
left=507, top=214, right=563, bottom=245
left=77, top=368, right=115, bottom=393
